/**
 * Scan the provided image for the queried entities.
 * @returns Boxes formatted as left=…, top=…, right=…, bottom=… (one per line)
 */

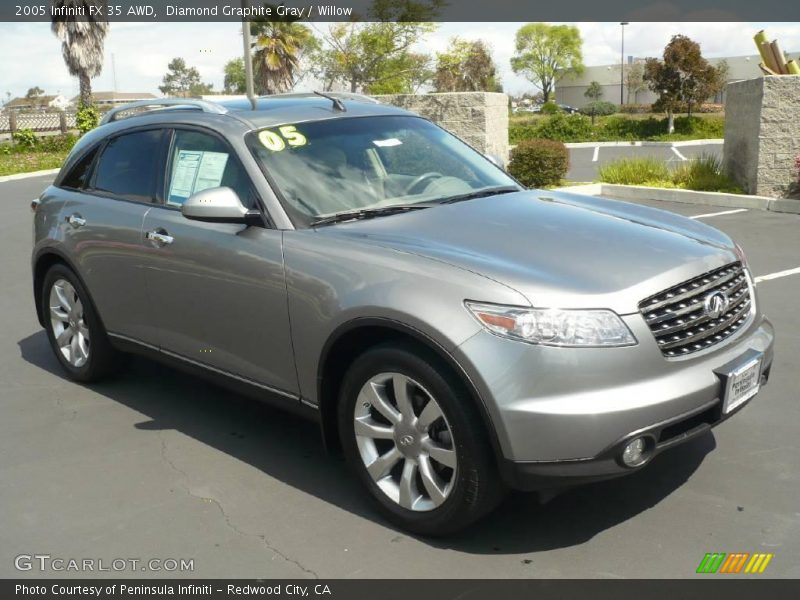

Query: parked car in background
left=558, top=103, right=580, bottom=114
left=31, top=94, right=774, bottom=535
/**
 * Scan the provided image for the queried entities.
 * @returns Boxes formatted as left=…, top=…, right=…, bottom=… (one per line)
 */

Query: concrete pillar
left=723, top=76, right=800, bottom=198
left=373, top=92, right=510, bottom=161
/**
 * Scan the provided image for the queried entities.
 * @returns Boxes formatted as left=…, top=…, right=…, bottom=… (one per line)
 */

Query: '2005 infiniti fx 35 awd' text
left=31, top=94, right=774, bottom=535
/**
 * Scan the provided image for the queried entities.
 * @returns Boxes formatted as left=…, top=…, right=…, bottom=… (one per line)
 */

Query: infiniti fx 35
left=31, top=94, right=774, bottom=535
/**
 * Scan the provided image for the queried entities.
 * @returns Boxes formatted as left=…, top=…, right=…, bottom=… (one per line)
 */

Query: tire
left=338, top=342, right=506, bottom=535
left=41, top=263, right=118, bottom=382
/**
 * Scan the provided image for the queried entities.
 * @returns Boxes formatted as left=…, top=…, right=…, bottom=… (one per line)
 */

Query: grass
left=597, top=154, right=743, bottom=194
left=0, top=149, right=68, bottom=177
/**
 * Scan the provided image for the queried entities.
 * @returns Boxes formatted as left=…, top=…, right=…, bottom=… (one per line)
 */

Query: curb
left=557, top=183, right=800, bottom=214
left=564, top=139, right=723, bottom=149
left=0, top=169, right=60, bottom=183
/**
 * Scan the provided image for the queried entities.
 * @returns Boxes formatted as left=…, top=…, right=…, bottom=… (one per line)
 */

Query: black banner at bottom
left=4, top=579, right=800, bottom=600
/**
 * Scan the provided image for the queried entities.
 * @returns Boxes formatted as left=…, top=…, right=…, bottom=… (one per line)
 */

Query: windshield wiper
left=437, top=186, right=520, bottom=205
left=311, top=204, right=430, bottom=227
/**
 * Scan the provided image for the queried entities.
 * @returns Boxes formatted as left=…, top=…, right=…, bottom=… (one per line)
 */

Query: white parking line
left=671, top=147, right=687, bottom=161
left=754, top=267, right=800, bottom=283
left=690, top=209, right=749, bottom=219
left=592, top=146, right=599, bottom=162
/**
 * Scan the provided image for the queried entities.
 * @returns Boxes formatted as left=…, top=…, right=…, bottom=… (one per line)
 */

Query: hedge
left=509, top=114, right=724, bottom=144
left=507, top=139, right=569, bottom=188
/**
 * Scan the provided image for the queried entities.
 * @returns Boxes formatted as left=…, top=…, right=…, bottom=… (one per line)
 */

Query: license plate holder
left=717, top=351, right=763, bottom=414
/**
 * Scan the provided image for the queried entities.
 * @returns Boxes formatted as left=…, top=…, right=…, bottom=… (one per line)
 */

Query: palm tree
left=251, top=20, right=315, bottom=95
left=51, top=1, right=108, bottom=107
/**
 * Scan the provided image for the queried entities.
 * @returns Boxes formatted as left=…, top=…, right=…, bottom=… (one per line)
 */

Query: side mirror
left=485, top=153, right=506, bottom=170
left=181, top=187, right=261, bottom=225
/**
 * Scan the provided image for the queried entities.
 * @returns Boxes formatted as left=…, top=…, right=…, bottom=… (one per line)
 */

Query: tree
left=510, top=23, right=583, bottom=102
left=584, top=81, right=603, bottom=101
left=433, top=37, right=498, bottom=92
left=311, top=0, right=442, bottom=94
left=623, top=62, right=646, bottom=104
left=583, top=81, right=604, bottom=124
left=250, top=19, right=317, bottom=95
left=50, top=0, right=108, bottom=108
left=644, top=35, right=719, bottom=131
left=25, top=86, right=46, bottom=108
left=223, top=58, right=246, bottom=94
left=159, top=57, right=214, bottom=98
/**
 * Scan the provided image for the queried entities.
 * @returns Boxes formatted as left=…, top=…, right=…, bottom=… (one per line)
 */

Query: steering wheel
left=404, top=172, right=443, bottom=195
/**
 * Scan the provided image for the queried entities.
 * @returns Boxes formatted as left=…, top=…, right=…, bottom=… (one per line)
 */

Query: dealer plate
left=722, top=355, right=762, bottom=414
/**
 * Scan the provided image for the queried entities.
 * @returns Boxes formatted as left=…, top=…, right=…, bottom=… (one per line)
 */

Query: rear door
left=139, top=127, right=298, bottom=395
left=60, top=128, right=167, bottom=345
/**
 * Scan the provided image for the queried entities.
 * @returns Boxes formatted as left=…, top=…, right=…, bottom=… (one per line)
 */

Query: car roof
left=217, top=93, right=414, bottom=128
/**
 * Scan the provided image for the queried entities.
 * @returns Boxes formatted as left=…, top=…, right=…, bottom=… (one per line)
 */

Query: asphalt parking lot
left=1, top=174, right=798, bottom=579
left=566, top=142, right=723, bottom=182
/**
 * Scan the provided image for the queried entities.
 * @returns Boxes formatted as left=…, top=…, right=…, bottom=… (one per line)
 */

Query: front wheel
left=338, top=343, right=505, bottom=535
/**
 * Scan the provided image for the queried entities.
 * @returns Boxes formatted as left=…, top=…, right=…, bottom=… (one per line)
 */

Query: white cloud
left=1, top=21, right=798, bottom=100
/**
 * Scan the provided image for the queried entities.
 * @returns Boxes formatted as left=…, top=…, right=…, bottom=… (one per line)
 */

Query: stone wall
left=374, top=92, right=509, bottom=161
left=723, top=76, right=800, bottom=198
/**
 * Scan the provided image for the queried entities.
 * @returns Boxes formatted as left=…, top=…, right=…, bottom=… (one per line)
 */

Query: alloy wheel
left=353, top=372, right=457, bottom=512
left=49, top=278, right=90, bottom=368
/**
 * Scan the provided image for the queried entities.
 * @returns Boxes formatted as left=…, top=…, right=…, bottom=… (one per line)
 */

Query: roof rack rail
left=259, top=92, right=381, bottom=105
left=100, top=98, right=228, bottom=125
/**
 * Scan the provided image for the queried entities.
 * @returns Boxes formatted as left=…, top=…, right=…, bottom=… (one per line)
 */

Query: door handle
left=146, top=229, right=174, bottom=246
left=66, top=214, right=86, bottom=228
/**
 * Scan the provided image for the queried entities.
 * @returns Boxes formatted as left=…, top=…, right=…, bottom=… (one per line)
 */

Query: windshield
left=246, top=116, right=519, bottom=227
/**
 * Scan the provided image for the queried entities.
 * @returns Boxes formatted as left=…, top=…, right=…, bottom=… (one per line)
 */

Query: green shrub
left=76, top=104, right=101, bottom=135
left=598, top=157, right=670, bottom=185
left=507, top=139, right=569, bottom=188
left=12, top=128, right=37, bottom=148
left=532, top=113, right=594, bottom=143
left=38, top=134, right=78, bottom=153
left=540, top=101, right=561, bottom=114
left=672, top=116, right=724, bottom=138
left=670, top=153, right=741, bottom=193
left=580, top=101, right=617, bottom=117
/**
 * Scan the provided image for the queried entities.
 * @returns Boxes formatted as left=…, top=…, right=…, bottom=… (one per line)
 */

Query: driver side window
left=166, top=130, right=255, bottom=209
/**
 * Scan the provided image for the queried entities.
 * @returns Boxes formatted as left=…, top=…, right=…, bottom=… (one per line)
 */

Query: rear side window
left=91, top=130, right=163, bottom=202
left=61, top=146, right=99, bottom=190
left=166, top=129, right=255, bottom=208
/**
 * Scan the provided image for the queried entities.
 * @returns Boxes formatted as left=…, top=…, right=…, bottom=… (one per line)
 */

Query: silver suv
left=32, top=94, right=774, bottom=535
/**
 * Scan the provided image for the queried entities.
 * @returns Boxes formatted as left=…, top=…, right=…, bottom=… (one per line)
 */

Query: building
left=69, top=91, right=158, bottom=108
left=555, top=53, right=798, bottom=109
left=3, top=94, right=69, bottom=112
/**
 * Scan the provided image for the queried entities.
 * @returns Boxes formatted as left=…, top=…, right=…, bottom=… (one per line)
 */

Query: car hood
left=317, top=190, right=738, bottom=314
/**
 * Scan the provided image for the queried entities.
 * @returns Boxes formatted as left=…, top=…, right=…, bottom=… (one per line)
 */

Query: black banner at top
left=5, top=0, right=800, bottom=22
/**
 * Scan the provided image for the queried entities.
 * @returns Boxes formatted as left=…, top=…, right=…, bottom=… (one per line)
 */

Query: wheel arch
left=316, top=317, right=504, bottom=467
left=33, top=248, right=104, bottom=332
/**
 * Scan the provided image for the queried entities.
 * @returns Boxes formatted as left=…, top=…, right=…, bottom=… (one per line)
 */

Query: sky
left=1, top=21, right=799, bottom=102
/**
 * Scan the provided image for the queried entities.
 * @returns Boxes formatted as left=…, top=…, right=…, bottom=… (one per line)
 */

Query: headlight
left=465, top=302, right=637, bottom=347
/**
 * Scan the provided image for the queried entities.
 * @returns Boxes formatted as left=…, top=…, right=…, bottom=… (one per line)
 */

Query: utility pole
left=620, top=22, right=629, bottom=105
left=111, top=53, right=118, bottom=95
left=242, top=1, right=256, bottom=109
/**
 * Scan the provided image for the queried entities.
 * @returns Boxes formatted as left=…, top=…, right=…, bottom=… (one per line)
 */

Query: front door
left=140, top=128, right=298, bottom=395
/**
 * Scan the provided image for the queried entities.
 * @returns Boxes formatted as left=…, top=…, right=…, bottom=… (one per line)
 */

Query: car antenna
left=314, top=90, right=346, bottom=112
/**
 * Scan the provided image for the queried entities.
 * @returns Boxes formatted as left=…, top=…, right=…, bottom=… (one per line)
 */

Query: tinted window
left=166, top=130, right=255, bottom=208
left=61, top=146, right=99, bottom=190
left=92, top=130, right=163, bottom=202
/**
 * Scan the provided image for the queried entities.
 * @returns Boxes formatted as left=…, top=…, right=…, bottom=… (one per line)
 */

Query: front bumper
left=453, top=312, right=775, bottom=490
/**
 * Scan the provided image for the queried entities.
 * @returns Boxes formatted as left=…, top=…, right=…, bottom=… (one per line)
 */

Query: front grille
left=639, top=262, right=753, bottom=358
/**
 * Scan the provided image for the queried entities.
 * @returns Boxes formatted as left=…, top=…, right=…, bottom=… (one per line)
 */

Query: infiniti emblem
left=704, top=291, right=730, bottom=319
left=399, top=434, right=415, bottom=447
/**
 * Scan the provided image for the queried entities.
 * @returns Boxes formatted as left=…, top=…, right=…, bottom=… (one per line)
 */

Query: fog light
left=621, top=437, right=648, bottom=467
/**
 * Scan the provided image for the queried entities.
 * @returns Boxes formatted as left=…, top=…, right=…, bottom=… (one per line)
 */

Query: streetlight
left=620, top=22, right=629, bottom=105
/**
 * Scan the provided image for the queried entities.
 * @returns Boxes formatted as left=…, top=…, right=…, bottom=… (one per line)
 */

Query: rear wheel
left=42, top=264, right=117, bottom=382
left=338, top=343, right=505, bottom=535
